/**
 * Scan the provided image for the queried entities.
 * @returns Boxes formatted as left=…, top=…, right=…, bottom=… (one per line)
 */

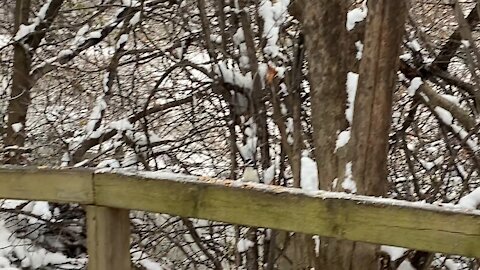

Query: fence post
left=87, top=206, right=131, bottom=270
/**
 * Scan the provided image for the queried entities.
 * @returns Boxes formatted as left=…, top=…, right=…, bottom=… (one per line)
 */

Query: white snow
left=346, top=1, right=368, bottom=31
left=398, top=260, right=416, bottom=270
left=87, top=30, right=102, bottom=39
left=237, top=238, right=254, bottom=252
left=461, top=40, right=470, bottom=48
left=129, top=12, right=141, bottom=26
left=300, top=152, right=318, bottom=191
left=355, top=40, right=363, bottom=60
left=75, top=24, right=89, bottom=40
left=420, top=159, right=435, bottom=171
left=11, top=122, right=23, bottom=133
left=116, top=33, right=129, bottom=49
left=237, top=136, right=257, bottom=162
left=13, top=0, right=53, bottom=41
left=30, top=201, right=52, bottom=221
left=14, top=24, right=37, bottom=41
left=258, top=0, right=290, bottom=57
left=458, top=187, right=480, bottom=209
left=86, top=96, right=107, bottom=133
left=434, top=106, right=453, bottom=125
left=37, top=0, right=53, bottom=21
left=440, top=94, right=461, bottom=105
left=122, top=0, right=140, bottom=6
left=233, top=28, right=245, bottom=45
left=345, top=72, right=359, bottom=124
left=0, top=220, right=85, bottom=269
left=407, top=39, right=422, bottom=52
left=399, top=53, right=412, bottom=61
left=451, top=124, right=479, bottom=152
left=214, top=61, right=253, bottom=90
left=138, top=258, right=164, bottom=270
left=407, top=77, right=423, bottom=96
left=335, top=129, right=351, bottom=152
left=263, top=164, right=275, bottom=185
left=380, top=246, right=408, bottom=261
left=342, top=162, right=357, bottom=193
left=96, top=159, right=121, bottom=169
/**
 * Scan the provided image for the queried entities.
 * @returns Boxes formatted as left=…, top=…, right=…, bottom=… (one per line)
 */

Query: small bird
left=242, top=160, right=260, bottom=183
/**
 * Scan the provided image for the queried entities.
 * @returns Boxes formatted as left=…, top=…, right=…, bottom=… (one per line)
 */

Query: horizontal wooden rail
left=1, top=167, right=480, bottom=260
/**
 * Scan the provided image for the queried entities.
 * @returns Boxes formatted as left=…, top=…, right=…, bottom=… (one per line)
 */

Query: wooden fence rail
left=0, top=167, right=479, bottom=269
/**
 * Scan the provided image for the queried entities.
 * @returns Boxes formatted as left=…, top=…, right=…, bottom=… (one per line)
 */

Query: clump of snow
left=87, top=30, right=102, bottom=39
left=263, top=164, right=275, bottom=185
left=346, top=1, right=368, bottom=31
left=30, top=201, right=52, bottom=221
left=335, top=129, right=351, bottom=152
left=345, top=72, right=359, bottom=124
left=14, top=0, right=54, bottom=41
left=138, top=258, right=164, bottom=270
left=419, top=159, right=435, bottom=171
left=116, top=33, right=129, bottom=49
left=300, top=152, right=318, bottom=191
left=61, top=152, right=70, bottom=167
left=399, top=53, right=412, bottom=61
left=461, top=40, right=470, bottom=48
left=381, top=246, right=408, bottom=261
left=407, top=39, right=421, bottom=52
left=233, top=28, right=245, bottom=45
left=14, top=24, right=37, bottom=41
left=237, top=136, right=257, bottom=162
left=73, top=24, right=89, bottom=45
left=129, top=12, right=141, bottom=26
left=131, top=248, right=166, bottom=270
left=451, top=123, right=479, bottom=152
left=407, top=77, right=423, bottom=96
left=434, top=106, right=453, bottom=125
left=214, top=61, right=253, bottom=90
left=398, top=260, right=416, bottom=270
left=11, top=123, right=23, bottom=133
left=96, top=158, right=121, bottom=169
left=122, top=0, right=140, bottom=7
left=86, top=96, right=107, bottom=133
left=237, top=238, right=254, bottom=252
left=342, top=162, right=357, bottom=193
left=258, top=0, right=290, bottom=57
left=109, top=118, right=133, bottom=131
left=355, top=41, right=363, bottom=60
left=440, top=94, right=460, bottom=105
left=458, top=187, right=480, bottom=209
left=0, top=220, right=85, bottom=269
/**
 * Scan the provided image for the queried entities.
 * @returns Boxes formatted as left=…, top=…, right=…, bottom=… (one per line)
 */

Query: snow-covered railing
left=0, top=167, right=479, bottom=270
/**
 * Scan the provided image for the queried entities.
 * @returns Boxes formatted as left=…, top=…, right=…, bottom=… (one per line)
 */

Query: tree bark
left=4, top=0, right=32, bottom=164
left=304, top=0, right=408, bottom=269
left=304, top=0, right=350, bottom=190
left=350, top=0, right=408, bottom=195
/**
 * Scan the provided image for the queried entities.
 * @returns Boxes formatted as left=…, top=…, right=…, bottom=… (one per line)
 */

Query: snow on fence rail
left=0, top=166, right=479, bottom=270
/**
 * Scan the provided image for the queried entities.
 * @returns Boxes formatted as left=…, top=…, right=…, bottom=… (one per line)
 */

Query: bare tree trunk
left=4, top=0, right=32, bottom=164
left=350, top=0, right=408, bottom=196
left=303, top=0, right=408, bottom=269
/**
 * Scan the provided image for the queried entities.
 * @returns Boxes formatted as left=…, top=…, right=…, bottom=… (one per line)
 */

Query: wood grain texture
left=94, top=173, right=480, bottom=258
left=0, top=168, right=479, bottom=258
left=87, top=206, right=131, bottom=270
left=0, top=167, right=93, bottom=203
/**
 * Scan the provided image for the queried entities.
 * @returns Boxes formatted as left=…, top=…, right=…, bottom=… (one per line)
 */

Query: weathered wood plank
left=94, top=173, right=480, bottom=258
left=0, top=167, right=93, bottom=203
left=87, top=206, right=131, bottom=270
